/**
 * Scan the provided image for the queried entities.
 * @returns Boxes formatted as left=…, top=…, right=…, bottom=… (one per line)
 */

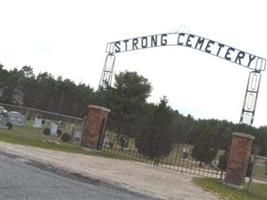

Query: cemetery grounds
left=0, top=104, right=267, bottom=199
left=0, top=128, right=267, bottom=200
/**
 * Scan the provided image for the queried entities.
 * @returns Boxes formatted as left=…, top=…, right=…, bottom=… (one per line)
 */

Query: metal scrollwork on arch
left=98, top=31, right=266, bottom=125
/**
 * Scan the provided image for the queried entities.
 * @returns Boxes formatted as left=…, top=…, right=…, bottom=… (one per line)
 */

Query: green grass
left=193, top=177, right=267, bottom=200
left=255, top=165, right=267, bottom=182
left=0, top=125, right=124, bottom=159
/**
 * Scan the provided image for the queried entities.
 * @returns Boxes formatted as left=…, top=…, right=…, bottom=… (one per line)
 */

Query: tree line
left=0, top=64, right=266, bottom=159
left=0, top=65, right=96, bottom=116
left=103, top=70, right=267, bottom=159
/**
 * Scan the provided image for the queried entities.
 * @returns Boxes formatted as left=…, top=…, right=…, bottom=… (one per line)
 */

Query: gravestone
left=0, top=106, right=8, bottom=129
left=0, top=115, right=7, bottom=129
left=103, top=135, right=113, bottom=149
left=73, top=127, right=82, bottom=144
left=119, top=134, right=129, bottom=150
left=33, top=117, right=42, bottom=128
left=50, top=122, right=58, bottom=136
left=0, top=106, right=5, bottom=112
left=7, top=111, right=25, bottom=126
left=182, top=147, right=189, bottom=159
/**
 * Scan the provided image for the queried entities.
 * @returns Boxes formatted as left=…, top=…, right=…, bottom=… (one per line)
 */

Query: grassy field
left=193, top=177, right=267, bottom=200
left=2, top=125, right=263, bottom=180
left=0, top=125, right=203, bottom=168
left=0, top=125, right=124, bottom=159
left=255, top=164, right=267, bottom=182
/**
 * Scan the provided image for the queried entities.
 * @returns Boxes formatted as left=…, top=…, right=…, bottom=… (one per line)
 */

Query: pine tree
left=135, top=97, right=173, bottom=165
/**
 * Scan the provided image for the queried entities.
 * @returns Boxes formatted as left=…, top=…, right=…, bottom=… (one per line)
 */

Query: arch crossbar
left=98, top=32, right=266, bottom=125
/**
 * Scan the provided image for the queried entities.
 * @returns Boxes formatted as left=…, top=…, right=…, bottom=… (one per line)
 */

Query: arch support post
left=81, top=105, right=111, bottom=150
left=97, top=53, right=116, bottom=105
left=224, top=132, right=255, bottom=188
left=240, top=71, right=262, bottom=125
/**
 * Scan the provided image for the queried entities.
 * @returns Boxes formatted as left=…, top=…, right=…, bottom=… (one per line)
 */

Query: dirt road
left=0, top=142, right=218, bottom=200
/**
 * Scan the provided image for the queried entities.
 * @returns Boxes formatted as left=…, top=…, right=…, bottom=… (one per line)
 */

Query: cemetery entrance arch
left=98, top=32, right=266, bottom=125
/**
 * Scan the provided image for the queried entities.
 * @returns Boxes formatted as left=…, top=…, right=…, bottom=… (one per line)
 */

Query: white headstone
left=0, top=116, right=7, bottom=129
left=33, top=117, right=42, bottom=128
left=50, top=122, right=58, bottom=136
left=73, top=127, right=82, bottom=143
left=0, top=106, right=8, bottom=129
left=7, top=111, right=25, bottom=126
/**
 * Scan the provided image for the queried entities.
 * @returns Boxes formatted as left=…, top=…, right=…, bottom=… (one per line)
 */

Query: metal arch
left=98, top=31, right=266, bottom=125
left=98, top=53, right=116, bottom=89
left=106, top=32, right=266, bottom=72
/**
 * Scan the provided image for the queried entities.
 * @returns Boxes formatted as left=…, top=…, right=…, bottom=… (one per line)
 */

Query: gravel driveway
left=0, top=142, right=218, bottom=200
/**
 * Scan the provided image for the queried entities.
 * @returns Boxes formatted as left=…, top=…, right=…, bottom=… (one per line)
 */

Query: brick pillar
left=224, top=132, right=255, bottom=188
left=81, top=105, right=111, bottom=149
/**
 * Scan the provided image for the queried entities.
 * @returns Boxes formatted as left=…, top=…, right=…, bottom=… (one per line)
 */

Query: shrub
left=61, top=132, right=71, bottom=142
left=43, top=127, right=51, bottom=135
left=56, top=129, right=62, bottom=137
left=7, top=122, right=13, bottom=130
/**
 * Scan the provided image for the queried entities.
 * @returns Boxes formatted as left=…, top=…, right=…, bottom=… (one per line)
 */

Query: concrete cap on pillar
left=232, top=132, right=255, bottom=140
left=88, top=105, right=111, bottom=113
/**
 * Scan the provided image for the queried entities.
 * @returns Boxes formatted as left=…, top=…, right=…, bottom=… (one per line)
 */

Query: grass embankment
left=255, top=165, right=267, bottom=182
left=0, top=125, right=166, bottom=163
left=193, top=177, right=267, bottom=200
left=0, top=125, right=120, bottom=159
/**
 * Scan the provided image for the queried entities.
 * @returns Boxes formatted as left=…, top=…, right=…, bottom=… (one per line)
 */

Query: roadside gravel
left=0, top=141, right=218, bottom=200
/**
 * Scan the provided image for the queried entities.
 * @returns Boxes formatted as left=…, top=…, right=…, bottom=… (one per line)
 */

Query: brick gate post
left=81, top=105, right=111, bottom=149
left=224, top=132, right=255, bottom=188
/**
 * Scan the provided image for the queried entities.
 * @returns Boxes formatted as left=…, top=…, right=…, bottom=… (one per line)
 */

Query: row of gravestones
left=0, top=106, right=82, bottom=143
left=32, top=117, right=82, bottom=143
left=33, top=117, right=58, bottom=136
left=36, top=118, right=83, bottom=144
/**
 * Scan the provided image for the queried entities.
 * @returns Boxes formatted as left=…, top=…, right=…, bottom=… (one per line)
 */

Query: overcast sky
left=0, top=0, right=266, bottom=126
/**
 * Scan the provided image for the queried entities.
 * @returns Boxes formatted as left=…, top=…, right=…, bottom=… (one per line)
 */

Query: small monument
left=50, top=122, right=58, bottom=136
left=0, top=115, right=7, bottom=129
left=0, top=106, right=5, bottom=112
left=33, top=116, right=42, bottom=128
left=73, top=127, right=82, bottom=144
left=103, top=135, right=113, bottom=149
left=0, top=106, right=8, bottom=129
left=7, top=111, right=25, bottom=126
